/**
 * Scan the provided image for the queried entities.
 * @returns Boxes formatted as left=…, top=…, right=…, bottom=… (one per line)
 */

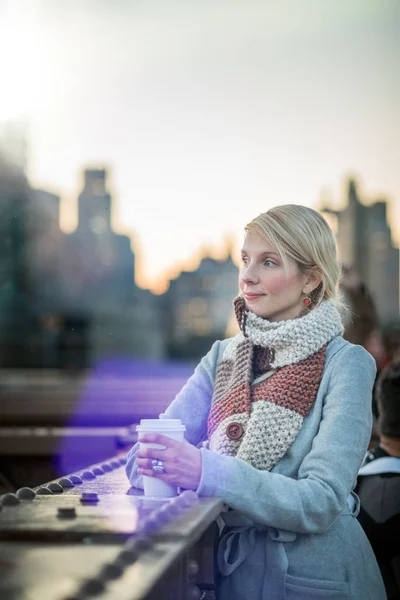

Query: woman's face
left=239, top=230, right=309, bottom=321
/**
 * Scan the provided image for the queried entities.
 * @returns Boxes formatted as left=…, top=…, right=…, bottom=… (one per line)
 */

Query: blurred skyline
left=0, top=0, right=399, bottom=292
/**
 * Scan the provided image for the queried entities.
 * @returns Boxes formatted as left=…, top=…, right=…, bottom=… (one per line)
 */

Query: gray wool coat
left=126, top=336, right=387, bottom=599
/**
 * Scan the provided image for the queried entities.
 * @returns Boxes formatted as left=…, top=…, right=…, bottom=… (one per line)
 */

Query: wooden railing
left=0, top=453, right=223, bottom=600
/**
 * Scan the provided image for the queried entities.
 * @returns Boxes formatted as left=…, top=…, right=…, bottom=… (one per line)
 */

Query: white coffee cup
left=136, top=415, right=186, bottom=498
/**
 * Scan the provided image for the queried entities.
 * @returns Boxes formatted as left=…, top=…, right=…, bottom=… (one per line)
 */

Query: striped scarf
left=207, top=297, right=343, bottom=470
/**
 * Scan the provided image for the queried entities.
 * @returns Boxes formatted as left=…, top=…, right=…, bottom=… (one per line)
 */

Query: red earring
left=303, top=297, right=311, bottom=306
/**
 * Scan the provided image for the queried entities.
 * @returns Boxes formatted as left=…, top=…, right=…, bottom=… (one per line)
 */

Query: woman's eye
left=264, top=259, right=276, bottom=267
left=241, top=257, right=249, bottom=265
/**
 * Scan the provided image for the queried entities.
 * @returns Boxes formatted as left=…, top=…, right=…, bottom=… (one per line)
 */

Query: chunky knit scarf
left=207, top=297, right=344, bottom=470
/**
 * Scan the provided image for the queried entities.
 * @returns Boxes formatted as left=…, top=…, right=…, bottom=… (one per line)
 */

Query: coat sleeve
left=197, top=344, right=376, bottom=534
left=125, top=339, right=222, bottom=487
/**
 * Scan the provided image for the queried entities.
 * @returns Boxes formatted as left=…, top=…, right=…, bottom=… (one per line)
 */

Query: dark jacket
left=356, top=446, right=400, bottom=599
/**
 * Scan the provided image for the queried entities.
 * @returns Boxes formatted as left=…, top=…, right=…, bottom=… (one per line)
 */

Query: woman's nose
left=241, top=264, right=259, bottom=284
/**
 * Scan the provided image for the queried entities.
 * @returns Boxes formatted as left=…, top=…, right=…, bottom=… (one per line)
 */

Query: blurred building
left=61, top=168, right=135, bottom=312
left=90, top=288, right=165, bottom=361
left=59, top=167, right=165, bottom=363
left=323, top=179, right=399, bottom=323
left=0, top=153, right=36, bottom=366
left=2, top=158, right=243, bottom=365
left=0, top=119, right=28, bottom=172
left=29, top=189, right=63, bottom=311
left=162, top=247, right=238, bottom=358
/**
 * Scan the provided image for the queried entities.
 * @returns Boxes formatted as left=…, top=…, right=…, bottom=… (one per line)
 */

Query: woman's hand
left=136, top=434, right=202, bottom=491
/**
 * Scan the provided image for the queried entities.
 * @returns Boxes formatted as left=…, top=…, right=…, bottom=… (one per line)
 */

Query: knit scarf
left=207, top=297, right=344, bottom=471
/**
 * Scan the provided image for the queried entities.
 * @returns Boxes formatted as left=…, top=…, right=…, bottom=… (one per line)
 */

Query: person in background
left=340, top=264, right=391, bottom=447
left=356, top=361, right=400, bottom=600
left=126, top=205, right=386, bottom=599
left=340, top=262, right=378, bottom=348
left=365, top=329, right=391, bottom=419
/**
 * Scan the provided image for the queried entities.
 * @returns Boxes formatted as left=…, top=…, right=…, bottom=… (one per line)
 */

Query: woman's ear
left=303, top=269, right=322, bottom=295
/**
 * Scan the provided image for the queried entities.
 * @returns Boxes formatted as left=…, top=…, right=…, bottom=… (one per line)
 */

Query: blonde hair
left=245, top=204, right=343, bottom=309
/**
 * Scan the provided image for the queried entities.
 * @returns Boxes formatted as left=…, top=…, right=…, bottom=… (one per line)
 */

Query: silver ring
left=151, top=459, right=165, bottom=474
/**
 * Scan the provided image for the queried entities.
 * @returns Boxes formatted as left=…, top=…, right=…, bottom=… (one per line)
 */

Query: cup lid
left=136, top=418, right=186, bottom=431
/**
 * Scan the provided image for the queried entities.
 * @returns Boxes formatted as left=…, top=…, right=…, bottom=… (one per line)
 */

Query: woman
left=126, top=205, right=386, bottom=599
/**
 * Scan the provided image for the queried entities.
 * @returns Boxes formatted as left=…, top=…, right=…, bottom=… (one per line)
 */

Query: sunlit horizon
left=40, top=164, right=400, bottom=294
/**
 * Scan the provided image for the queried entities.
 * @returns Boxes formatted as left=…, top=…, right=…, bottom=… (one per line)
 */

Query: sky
left=0, top=0, right=399, bottom=292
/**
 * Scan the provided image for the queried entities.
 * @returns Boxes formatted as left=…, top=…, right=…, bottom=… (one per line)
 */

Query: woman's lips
left=244, top=293, right=264, bottom=301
